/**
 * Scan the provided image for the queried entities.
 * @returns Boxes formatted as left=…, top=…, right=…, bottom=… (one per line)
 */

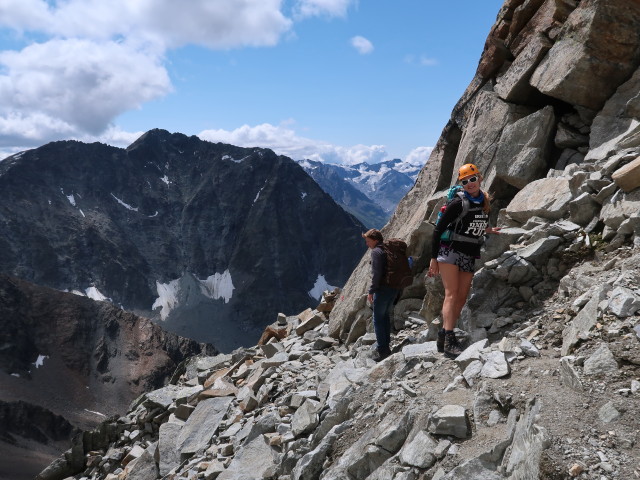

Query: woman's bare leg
left=439, top=262, right=461, bottom=331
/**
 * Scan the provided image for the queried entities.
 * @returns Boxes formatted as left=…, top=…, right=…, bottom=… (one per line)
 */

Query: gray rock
left=455, top=339, right=488, bottom=371
left=125, top=449, right=158, bottom=480
left=463, top=360, right=483, bottom=388
left=144, top=384, right=202, bottom=409
left=262, top=351, right=289, bottom=368
left=516, top=236, right=562, bottom=265
left=506, top=177, right=572, bottom=223
left=177, top=397, right=233, bottom=457
left=495, top=33, right=552, bottom=103
left=375, top=411, right=412, bottom=453
left=428, top=405, right=470, bottom=439
left=401, top=341, right=438, bottom=361
left=291, top=399, right=321, bottom=437
left=608, top=286, right=640, bottom=317
left=218, top=435, right=279, bottom=480
left=158, top=420, right=184, bottom=476
left=598, top=401, right=621, bottom=423
left=292, top=423, right=348, bottom=480
left=480, top=351, right=510, bottom=379
left=519, top=340, right=540, bottom=357
left=501, top=398, right=548, bottom=479
left=583, top=344, right=618, bottom=375
left=559, top=356, right=583, bottom=391
left=494, top=106, right=556, bottom=189
left=562, top=284, right=611, bottom=355
left=399, top=430, right=438, bottom=468
left=441, top=458, right=502, bottom=480
left=296, top=313, right=325, bottom=336
left=569, top=192, right=601, bottom=226
left=260, top=342, right=285, bottom=358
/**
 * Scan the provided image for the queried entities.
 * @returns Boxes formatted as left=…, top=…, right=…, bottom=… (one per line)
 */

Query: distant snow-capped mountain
left=299, top=158, right=422, bottom=228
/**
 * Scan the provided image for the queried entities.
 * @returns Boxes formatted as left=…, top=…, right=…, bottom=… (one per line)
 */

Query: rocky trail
left=34, top=0, right=640, bottom=478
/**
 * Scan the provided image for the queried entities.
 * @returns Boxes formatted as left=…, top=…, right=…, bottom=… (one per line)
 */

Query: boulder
left=217, top=435, right=279, bottom=480
left=428, top=405, right=471, bottom=439
left=454, top=91, right=532, bottom=186
left=587, top=66, right=640, bottom=162
left=611, top=157, right=640, bottom=192
left=480, top=351, right=510, bottom=379
left=569, top=192, right=601, bottom=226
left=494, top=106, right=556, bottom=189
left=608, top=286, right=640, bottom=317
left=177, top=397, right=233, bottom=457
left=441, top=458, right=502, bottom=480
left=599, top=189, right=640, bottom=230
left=398, top=430, right=438, bottom=468
left=401, top=342, right=438, bottom=361
left=529, top=0, right=640, bottom=111
left=495, top=33, right=553, bottom=103
left=455, top=339, right=488, bottom=371
left=505, top=177, right=572, bottom=223
left=583, top=344, right=618, bottom=376
left=158, top=420, right=184, bottom=476
left=562, top=284, right=611, bottom=355
left=291, top=399, right=321, bottom=437
left=559, top=356, right=583, bottom=391
left=598, top=401, right=621, bottom=423
left=514, top=236, right=562, bottom=265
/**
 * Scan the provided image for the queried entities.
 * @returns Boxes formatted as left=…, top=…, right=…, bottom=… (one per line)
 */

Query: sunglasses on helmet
left=460, top=176, right=478, bottom=186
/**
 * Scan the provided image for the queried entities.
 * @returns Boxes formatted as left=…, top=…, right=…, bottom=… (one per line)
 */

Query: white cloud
left=405, top=54, right=438, bottom=67
left=294, top=0, right=355, bottom=18
left=0, top=0, right=295, bottom=149
left=351, top=36, right=373, bottom=55
left=0, top=0, right=293, bottom=50
left=199, top=122, right=417, bottom=166
left=405, top=146, right=433, bottom=166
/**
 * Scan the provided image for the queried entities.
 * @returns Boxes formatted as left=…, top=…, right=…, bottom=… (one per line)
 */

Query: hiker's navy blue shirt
left=368, top=244, right=387, bottom=294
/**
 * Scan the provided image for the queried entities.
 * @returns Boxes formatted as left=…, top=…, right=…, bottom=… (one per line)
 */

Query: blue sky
left=0, top=0, right=504, bottom=164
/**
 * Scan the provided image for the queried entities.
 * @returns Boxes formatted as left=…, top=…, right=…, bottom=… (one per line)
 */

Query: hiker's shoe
left=437, top=329, right=445, bottom=353
left=372, top=347, right=391, bottom=362
left=444, top=332, right=463, bottom=359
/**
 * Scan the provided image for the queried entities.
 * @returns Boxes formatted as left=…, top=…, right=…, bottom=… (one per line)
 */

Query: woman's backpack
left=383, top=239, right=413, bottom=289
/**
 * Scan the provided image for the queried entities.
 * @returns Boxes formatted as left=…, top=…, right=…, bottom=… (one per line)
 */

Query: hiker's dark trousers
left=372, top=286, right=399, bottom=352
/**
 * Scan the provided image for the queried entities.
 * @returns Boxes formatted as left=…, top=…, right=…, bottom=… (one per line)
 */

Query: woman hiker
left=428, top=163, right=501, bottom=358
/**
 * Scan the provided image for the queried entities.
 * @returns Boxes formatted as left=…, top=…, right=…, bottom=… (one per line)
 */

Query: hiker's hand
left=367, top=294, right=373, bottom=304
left=486, top=226, right=502, bottom=235
left=427, top=259, right=439, bottom=278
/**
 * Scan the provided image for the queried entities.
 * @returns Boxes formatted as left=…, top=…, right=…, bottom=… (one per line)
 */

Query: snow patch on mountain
left=200, top=270, right=235, bottom=304
left=34, top=354, right=48, bottom=369
left=308, top=274, right=336, bottom=300
left=85, top=286, right=109, bottom=302
left=152, top=278, right=181, bottom=320
left=110, top=193, right=139, bottom=212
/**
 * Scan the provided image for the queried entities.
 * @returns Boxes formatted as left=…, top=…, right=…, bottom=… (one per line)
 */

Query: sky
left=0, top=0, right=504, bottom=165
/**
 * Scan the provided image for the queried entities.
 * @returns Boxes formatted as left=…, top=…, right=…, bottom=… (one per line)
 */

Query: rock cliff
left=36, top=0, right=640, bottom=479
left=0, top=130, right=365, bottom=351
left=0, top=274, right=213, bottom=479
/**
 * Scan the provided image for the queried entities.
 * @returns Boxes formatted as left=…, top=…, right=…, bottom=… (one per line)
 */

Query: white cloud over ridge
left=0, top=0, right=353, bottom=150
left=351, top=36, right=373, bottom=55
left=199, top=122, right=430, bottom=167
left=294, top=0, right=355, bottom=18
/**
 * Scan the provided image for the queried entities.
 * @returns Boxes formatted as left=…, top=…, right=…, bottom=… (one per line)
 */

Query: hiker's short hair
left=362, top=228, right=383, bottom=243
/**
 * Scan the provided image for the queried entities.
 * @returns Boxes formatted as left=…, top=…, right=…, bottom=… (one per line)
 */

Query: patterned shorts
left=437, top=244, right=476, bottom=273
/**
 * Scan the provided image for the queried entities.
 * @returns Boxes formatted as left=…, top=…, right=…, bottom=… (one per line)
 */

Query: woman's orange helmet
left=458, top=163, right=480, bottom=180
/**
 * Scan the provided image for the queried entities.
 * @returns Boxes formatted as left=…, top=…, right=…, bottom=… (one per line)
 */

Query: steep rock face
left=0, top=274, right=212, bottom=479
left=330, top=0, right=640, bottom=339
left=0, top=130, right=365, bottom=350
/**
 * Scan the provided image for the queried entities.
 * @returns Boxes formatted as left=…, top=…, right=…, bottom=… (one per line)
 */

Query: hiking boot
left=437, top=329, right=445, bottom=353
left=372, top=346, right=391, bottom=362
left=444, top=332, right=463, bottom=359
